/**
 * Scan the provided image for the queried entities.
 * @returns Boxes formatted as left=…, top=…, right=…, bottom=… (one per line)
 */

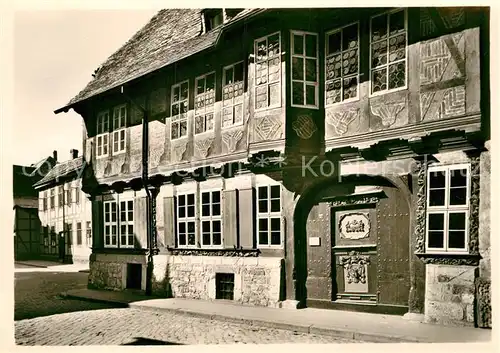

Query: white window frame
left=369, top=8, right=408, bottom=97
left=199, top=189, right=223, bottom=248
left=254, top=31, right=282, bottom=111
left=103, top=200, right=118, bottom=248
left=176, top=192, right=197, bottom=248
left=325, top=22, right=360, bottom=106
left=171, top=80, right=190, bottom=140
left=426, top=163, right=471, bottom=254
left=194, top=72, right=216, bottom=135
left=96, top=110, right=109, bottom=159
left=256, top=184, right=283, bottom=248
left=119, top=198, right=135, bottom=249
left=290, top=30, right=319, bottom=109
left=222, top=61, right=245, bottom=128
left=86, top=221, right=92, bottom=246
left=112, top=104, right=127, bottom=155
left=50, top=188, right=55, bottom=209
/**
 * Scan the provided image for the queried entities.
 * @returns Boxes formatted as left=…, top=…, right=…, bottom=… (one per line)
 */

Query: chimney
left=53, top=150, right=58, bottom=162
left=70, top=149, right=79, bottom=159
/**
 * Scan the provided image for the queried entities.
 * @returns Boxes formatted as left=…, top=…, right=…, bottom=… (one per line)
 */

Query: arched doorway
left=293, top=174, right=411, bottom=315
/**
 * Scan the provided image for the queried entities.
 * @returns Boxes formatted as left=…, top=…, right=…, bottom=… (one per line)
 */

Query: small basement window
left=126, top=263, right=142, bottom=290
left=215, top=273, right=235, bottom=300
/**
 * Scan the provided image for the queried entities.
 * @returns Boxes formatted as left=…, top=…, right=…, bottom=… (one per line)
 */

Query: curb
left=15, top=262, right=48, bottom=268
left=128, top=303, right=420, bottom=343
left=60, top=292, right=129, bottom=307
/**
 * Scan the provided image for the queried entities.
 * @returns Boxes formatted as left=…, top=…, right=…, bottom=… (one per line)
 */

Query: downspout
left=121, top=86, right=155, bottom=296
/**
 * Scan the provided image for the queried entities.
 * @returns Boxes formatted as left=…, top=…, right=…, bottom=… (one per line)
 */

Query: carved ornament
left=339, top=213, right=370, bottom=240
left=326, top=109, right=359, bottom=136
left=370, top=98, right=406, bottom=128
left=222, top=129, right=244, bottom=153
left=339, top=251, right=370, bottom=284
left=292, top=114, right=317, bottom=139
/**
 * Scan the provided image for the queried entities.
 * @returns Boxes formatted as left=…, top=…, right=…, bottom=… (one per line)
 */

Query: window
left=65, top=187, right=72, bottom=205
left=177, top=193, right=196, bottom=247
left=76, top=222, right=82, bottom=245
left=66, top=223, right=73, bottom=245
left=254, top=32, right=281, bottom=110
left=86, top=221, right=92, bottom=246
left=326, top=23, right=360, bottom=105
left=215, top=273, right=235, bottom=300
left=41, top=192, right=47, bottom=211
left=200, top=191, right=222, bottom=247
left=112, top=105, right=127, bottom=154
left=370, top=9, right=407, bottom=94
left=222, top=62, right=245, bottom=128
left=104, top=199, right=134, bottom=248
left=171, top=81, right=189, bottom=139
left=58, top=186, right=64, bottom=207
left=257, top=185, right=282, bottom=247
left=96, top=111, right=109, bottom=158
left=50, top=188, right=55, bottom=209
left=74, top=187, right=80, bottom=204
left=195, top=72, right=215, bottom=134
left=204, top=9, right=224, bottom=32
left=291, top=31, right=319, bottom=108
left=426, top=164, right=470, bottom=253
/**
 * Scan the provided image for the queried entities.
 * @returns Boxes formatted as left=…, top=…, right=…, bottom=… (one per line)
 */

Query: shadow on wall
left=152, top=260, right=173, bottom=298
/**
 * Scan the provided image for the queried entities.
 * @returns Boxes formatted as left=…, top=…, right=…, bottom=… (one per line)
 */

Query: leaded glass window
left=171, top=81, right=189, bottom=139
left=254, top=32, right=281, bottom=110
left=370, top=9, right=407, bottom=94
left=195, top=72, right=215, bottom=134
left=325, top=23, right=359, bottom=105
left=222, top=61, right=245, bottom=128
left=291, top=31, right=319, bottom=107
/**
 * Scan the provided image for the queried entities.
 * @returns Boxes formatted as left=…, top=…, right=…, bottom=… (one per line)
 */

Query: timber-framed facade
left=55, top=8, right=491, bottom=328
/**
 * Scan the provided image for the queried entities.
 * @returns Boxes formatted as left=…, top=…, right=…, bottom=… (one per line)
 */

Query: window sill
left=416, top=252, right=480, bottom=266
left=167, top=247, right=260, bottom=257
left=369, top=85, right=408, bottom=98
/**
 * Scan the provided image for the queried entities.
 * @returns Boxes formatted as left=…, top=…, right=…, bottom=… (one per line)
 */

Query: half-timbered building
left=54, top=8, right=491, bottom=328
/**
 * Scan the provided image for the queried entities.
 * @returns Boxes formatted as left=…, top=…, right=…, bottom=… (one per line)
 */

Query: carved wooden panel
left=148, top=120, right=166, bottom=170
left=171, top=139, right=188, bottom=163
left=334, top=208, right=376, bottom=247
left=369, top=92, right=408, bottom=131
left=420, top=8, right=466, bottom=38
left=194, top=136, right=215, bottom=159
left=325, top=106, right=363, bottom=139
left=251, top=113, right=284, bottom=143
left=222, top=127, right=245, bottom=154
left=420, top=85, right=465, bottom=122
left=129, top=125, right=143, bottom=174
left=339, top=252, right=370, bottom=293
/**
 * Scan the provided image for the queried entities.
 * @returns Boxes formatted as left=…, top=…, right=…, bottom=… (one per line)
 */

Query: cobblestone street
left=15, top=308, right=361, bottom=345
left=15, top=270, right=118, bottom=320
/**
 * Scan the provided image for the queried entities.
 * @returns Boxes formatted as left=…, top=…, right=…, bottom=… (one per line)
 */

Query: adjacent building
left=54, top=8, right=490, bottom=328
left=34, top=150, right=93, bottom=264
left=13, top=153, right=57, bottom=260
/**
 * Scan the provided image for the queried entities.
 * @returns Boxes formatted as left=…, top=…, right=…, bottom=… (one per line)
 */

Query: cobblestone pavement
left=15, top=308, right=362, bottom=345
left=15, top=271, right=118, bottom=321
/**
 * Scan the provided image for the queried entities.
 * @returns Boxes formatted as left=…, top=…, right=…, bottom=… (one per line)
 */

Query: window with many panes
left=195, top=72, right=215, bottom=134
left=177, top=193, right=196, bottom=247
left=41, top=191, right=47, bottom=211
left=103, top=199, right=134, bottom=248
left=171, top=81, right=189, bottom=139
left=74, top=187, right=80, bottom=204
left=254, top=32, right=281, bottom=110
left=222, top=61, right=245, bottom=128
left=200, top=190, right=222, bottom=247
left=426, top=164, right=470, bottom=253
left=370, top=9, right=407, bottom=94
left=96, top=111, right=109, bottom=158
left=112, top=105, right=127, bottom=154
left=291, top=31, right=319, bottom=108
left=257, top=185, right=282, bottom=247
left=325, top=22, right=360, bottom=105
left=50, top=188, right=55, bottom=209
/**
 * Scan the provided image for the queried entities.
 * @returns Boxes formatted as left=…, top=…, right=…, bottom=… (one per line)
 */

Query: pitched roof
left=13, top=165, right=39, bottom=198
left=56, top=8, right=263, bottom=113
left=34, top=156, right=85, bottom=189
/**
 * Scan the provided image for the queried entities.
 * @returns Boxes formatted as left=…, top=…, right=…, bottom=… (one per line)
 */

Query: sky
left=12, top=9, right=159, bottom=166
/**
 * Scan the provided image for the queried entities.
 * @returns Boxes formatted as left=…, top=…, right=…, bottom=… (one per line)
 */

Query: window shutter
left=91, top=199, right=103, bottom=249
left=164, top=196, right=176, bottom=248
left=238, top=188, right=254, bottom=249
left=134, top=196, right=148, bottom=249
left=223, top=190, right=238, bottom=248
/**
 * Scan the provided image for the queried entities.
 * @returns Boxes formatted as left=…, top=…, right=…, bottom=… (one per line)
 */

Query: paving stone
left=15, top=308, right=360, bottom=345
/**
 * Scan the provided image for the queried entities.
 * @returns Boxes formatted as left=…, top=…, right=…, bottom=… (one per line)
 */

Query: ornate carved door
left=330, top=188, right=410, bottom=313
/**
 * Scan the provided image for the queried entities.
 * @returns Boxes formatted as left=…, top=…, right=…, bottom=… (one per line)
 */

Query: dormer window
left=204, top=9, right=224, bottom=32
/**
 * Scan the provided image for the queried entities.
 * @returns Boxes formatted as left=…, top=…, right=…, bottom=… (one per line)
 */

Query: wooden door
left=331, top=188, right=410, bottom=313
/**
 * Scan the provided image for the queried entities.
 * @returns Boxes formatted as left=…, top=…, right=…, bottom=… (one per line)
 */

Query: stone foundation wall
left=154, top=255, right=284, bottom=307
left=425, top=264, right=476, bottom=327
left=88, top=253, right=284, bottom=307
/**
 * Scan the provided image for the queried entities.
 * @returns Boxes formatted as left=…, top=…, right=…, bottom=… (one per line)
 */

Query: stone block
left=426, top=300, right=465, bottom=323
